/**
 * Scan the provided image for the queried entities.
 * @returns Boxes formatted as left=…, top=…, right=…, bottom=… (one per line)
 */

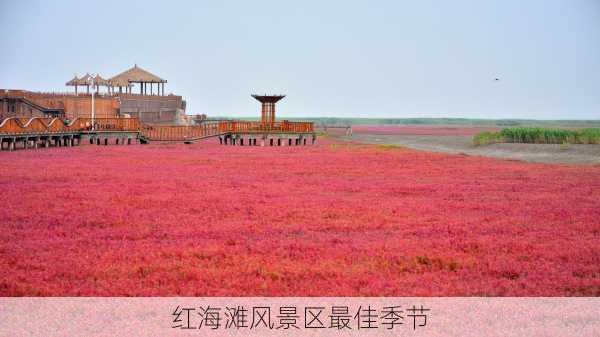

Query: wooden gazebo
left=78, top=73, right=92, bottom=94
left=65, top=75, right=80, bottom=94
left=109, top=64, right=167, bottom=95
left=108, top=77, right=132, bottom=94
left=93, top=74, right=110, bottom=93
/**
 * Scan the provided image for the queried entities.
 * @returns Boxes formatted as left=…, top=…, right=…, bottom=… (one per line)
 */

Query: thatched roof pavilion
left=109, top=64, right=167, bottom=95
left=65, top=65, right=167, bottom=95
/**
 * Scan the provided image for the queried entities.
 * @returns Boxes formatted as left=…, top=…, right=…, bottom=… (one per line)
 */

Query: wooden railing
left=141, top=122, right=221, bottom=141
left=0, top=117, right=314, bottom=141
left=217, top=120, right=314, bottom=134
left=0, top=117, right=140, bottom=135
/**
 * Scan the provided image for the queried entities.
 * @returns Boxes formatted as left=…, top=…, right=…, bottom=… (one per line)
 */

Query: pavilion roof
left=251, top=94, right=286, bottom=103
left=78, top=73, right=92, bottom=85
left=109, top=64, right=166, bottom=83
left=93, top=74, right=110, bottom=86
left=108, top=77, right=132, bottom=87
left=65, top=75, right=79, bottom=86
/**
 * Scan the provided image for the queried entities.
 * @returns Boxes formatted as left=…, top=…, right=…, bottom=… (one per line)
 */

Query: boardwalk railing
left=141, top=122, right=222, bottom=141
left=0, top=117, right=314, bottom=141
left=217, top=121, right=314, bottom=134
left=0, top=117, right=140, bottom=135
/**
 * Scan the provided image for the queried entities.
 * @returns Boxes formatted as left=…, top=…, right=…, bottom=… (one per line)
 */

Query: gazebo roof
left=78, top=73, right=92, bottom=85
left=109, top=64, right=167, bottom=83
left=108, top=77, right=133, bottom=87
left=252, top=94, right=286, bottom=103
left=93, top=74, right=110, bottom=86
left=66, top=75, right=79, bottom=86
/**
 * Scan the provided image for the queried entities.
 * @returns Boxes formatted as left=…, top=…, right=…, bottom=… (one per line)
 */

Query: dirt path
left=339, top=134, right=600, bottom=165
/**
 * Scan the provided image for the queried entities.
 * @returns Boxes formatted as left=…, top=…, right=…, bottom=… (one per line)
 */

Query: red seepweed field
left=0, top=138, right=599, bottom=296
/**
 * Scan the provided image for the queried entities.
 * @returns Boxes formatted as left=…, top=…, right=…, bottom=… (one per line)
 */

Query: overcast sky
left=1, top=0, right=599, bottom=119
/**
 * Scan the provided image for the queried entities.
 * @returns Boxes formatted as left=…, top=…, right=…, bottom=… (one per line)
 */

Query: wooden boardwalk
left=0, top=117, right=315, bottom=150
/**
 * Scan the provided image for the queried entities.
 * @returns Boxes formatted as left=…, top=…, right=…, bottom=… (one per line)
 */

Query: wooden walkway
left=0, top=117, right=315, bottom=150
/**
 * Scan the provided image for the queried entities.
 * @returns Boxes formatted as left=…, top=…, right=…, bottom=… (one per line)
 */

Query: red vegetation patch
left=350, top=125, right=500, bottom=136
left=0, top=139, right=599, bottom=296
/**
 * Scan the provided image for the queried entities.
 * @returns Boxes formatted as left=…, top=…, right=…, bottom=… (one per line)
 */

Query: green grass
left=473, top=127, right=600, bottom=146
left=473, top=131, right=503, bottom=146
left=376, top=144, right=405, bottom=150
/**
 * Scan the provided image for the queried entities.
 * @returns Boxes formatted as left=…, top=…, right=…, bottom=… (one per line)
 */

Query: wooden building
left=0, top=90, right=119, bottom=120
left=2, top=65, right=187, bottom=124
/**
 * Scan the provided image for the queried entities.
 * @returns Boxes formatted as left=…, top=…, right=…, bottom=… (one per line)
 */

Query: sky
left=1, top=0, right=599, bottom=119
